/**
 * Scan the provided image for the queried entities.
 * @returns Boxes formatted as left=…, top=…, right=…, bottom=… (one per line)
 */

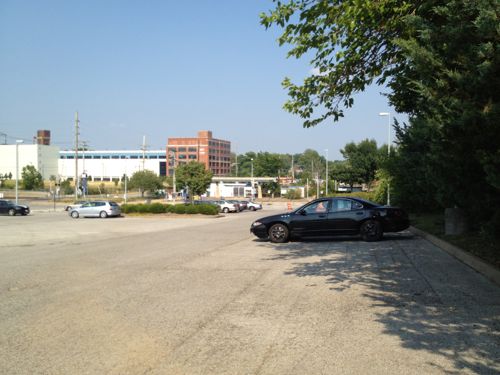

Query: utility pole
left=291, top=155, right=294, bottom=182
left=74, top=112, right=79, bottom=201
left=235, top=154, right=238, bottom=177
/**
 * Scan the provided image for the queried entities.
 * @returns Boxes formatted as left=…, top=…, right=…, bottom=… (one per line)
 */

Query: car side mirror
left=299, top=210, right=307, bottom=216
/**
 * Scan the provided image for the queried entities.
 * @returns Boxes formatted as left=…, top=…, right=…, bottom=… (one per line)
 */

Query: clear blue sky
left=0, top=0, right=406, bottom=160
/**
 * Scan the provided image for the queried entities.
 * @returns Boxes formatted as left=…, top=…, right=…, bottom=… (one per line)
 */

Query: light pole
left=379, top=112, right=391, bottom=205
left=250, top=158, right=254, bottom=199
left=15, top=140, right=24, bottom=204
left=325, top=149, right=329, bottom=196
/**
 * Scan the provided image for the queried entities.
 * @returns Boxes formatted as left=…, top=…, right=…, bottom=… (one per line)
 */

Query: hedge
left=121, top=203, right=219, bottom=215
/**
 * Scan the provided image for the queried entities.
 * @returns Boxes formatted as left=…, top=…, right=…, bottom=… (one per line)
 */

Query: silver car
left=64, top=200, right=88, bottom=211
left=69, top=201, right=121, bottom=218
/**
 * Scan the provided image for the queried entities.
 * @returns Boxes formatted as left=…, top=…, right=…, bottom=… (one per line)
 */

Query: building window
left=178, top=154, right=187, bottom=159
left=188, top=147, right=197, bottom=152
left=178, top=147, right=186, bottom=152
left=188, top=155, right=197, bottom=159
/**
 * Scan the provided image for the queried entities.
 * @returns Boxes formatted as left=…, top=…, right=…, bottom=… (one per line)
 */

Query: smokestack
left=37, top=130, right=51, bottom=145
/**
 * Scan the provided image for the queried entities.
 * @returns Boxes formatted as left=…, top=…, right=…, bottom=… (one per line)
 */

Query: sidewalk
left=410, top=226, right=500, bottom=286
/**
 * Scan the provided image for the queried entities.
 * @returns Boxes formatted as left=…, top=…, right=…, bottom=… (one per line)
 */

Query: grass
left=410, top=212, right=500, bottom=269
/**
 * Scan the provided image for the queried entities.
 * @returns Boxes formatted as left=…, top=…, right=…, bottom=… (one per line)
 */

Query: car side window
left=304, top=201, right=329, bottom=214
left=331, top=199, right=353, bottom=212
left=352, top=201, right=363, bottom=210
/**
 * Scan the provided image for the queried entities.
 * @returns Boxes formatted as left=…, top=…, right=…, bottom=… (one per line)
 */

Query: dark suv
left=0, top=199, right=30, bottom=216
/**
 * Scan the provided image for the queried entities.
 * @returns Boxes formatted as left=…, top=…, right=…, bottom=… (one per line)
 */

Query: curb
left=409, top=226, right=500, bottom=286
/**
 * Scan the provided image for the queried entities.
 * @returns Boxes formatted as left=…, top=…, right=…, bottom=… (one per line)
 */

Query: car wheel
left=250, top=206, right=256, bottom=211
left=100, top=211, right=108, bottom=218
left=268, top=223, right=289, bottom=243
left=223, top=207, right=229, bottom=213
left=360, top=220, right=383, bottom=241
left=71, top=211, right=79, bottom=219
left=8, top=208, right=16, bottom=216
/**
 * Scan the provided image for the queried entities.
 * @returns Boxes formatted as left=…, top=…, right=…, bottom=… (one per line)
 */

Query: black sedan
left=0, top=199, right=30, bottom=216
left=250, top=197, right=409, bottom=243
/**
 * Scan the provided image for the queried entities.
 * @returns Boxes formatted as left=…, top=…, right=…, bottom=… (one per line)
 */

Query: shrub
left=150, top=203, right=167, bottom=213
left=120, top=202, right=218, bottom=215
left=173, top=204, right=187, bottom=214
left=197, top=204, right=219, bottom=215
left=285, top=189, right=302, bottom=199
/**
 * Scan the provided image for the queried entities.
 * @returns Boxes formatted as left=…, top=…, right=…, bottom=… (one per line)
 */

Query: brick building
left=167, top=130, right=231, bottom=176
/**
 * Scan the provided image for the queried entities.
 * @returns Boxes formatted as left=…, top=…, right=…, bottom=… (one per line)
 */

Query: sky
left=0, top=0, right=406, bottom=160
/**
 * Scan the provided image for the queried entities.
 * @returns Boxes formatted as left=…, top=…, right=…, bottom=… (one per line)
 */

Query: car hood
left=255, top=212, right=293, bottom=224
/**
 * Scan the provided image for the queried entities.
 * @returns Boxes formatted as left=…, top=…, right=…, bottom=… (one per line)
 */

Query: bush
left=120, top=202, right=218, bottom=215
left=197, top=204, right=219, bottom=215
left=285, top=189, right=302, bottom=199
left=173, top=204, right=187, bottom=214
left=150, top=203, right=167, bottom=213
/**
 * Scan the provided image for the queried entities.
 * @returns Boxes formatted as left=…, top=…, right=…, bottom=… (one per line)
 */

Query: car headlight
left=252, top=221, right=263, bottom=227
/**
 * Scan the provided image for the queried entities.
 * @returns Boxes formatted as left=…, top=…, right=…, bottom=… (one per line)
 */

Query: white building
left=58, top=150, right=167, bottom=181
left=0, top=144, right=59, bottom=180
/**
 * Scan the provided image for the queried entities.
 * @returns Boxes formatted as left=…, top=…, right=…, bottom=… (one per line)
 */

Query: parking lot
left=1, top=206, right=499, bottom=374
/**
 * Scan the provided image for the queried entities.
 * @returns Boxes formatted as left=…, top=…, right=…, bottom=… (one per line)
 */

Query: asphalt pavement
left=1, top=205, right=499, bottom=374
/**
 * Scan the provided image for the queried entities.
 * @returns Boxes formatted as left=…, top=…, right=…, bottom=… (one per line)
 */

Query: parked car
left=234, top=200, right=249, bottom=210
left=227, top=200, right=244, bottom=211
left=245, top=201, right=262, bottom=211
left=193, top=200, right=219, bottom=206
left=250, top=197, right=409, bottom=243
left=0, top=199, right=30, bottom=216
left=64, top=200, right=88, bottom=211
left=216, top=200, right=239, bottom=213
left=69, top=201, right=121, bottom=218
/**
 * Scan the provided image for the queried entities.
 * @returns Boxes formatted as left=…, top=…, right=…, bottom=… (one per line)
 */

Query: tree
left=175, top=162, right=213, bottom=199
left=340, top=139, right=379, bottom=188
left=21, top=165, right=43, bottom=190
left=296, top=149, right=325, bottom=180
left=261, top=0, right=414, bottom=127
left=254, top=152, right=286, bottom=177
left=128, top=170, right=163, bottom=197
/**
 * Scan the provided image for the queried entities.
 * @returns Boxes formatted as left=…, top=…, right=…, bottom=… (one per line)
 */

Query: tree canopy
left=263, top=0, right=500, bottom=234
left=128, top=170, right=163, bottom=197
left=175, top=162, right=213, bottom=198
left=261, top=0, right=415, bottom=127
left=21, top=165, right=43, bottom=190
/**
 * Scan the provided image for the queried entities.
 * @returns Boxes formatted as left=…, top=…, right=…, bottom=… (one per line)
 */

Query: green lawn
left=410, top=212, right=500, bottom=269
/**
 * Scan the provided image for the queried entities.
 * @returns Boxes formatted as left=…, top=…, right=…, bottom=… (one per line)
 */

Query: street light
left=15, top=140, right=24, bottom=204
left=379, top=112, right=391, bottom=205
left=250, top=158, right=254, bottom=199
left=325, top=149, right=329, bottom=196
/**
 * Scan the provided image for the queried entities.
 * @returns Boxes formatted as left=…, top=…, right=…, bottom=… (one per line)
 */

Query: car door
left=0, top=200, right=7, bottom=214
left=290, top=200, right=331, bottom=237
left=327, top=198, right=365, bottom=234
left=78, top=202, right=97, bottom=217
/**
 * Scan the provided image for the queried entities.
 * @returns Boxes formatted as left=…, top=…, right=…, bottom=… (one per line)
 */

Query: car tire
left=360, top=220, right=383, bottom=241
left=250, top=206, right=256, bottom=211
left=268, top=223, right=289, bottom=243
left=100, top=211, right=108, bottom=218
left=222, top=207, right=229, bottom=213
left=8, top=208, right=16, bottom=216
left=71, top=211, right=79, bottom=219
